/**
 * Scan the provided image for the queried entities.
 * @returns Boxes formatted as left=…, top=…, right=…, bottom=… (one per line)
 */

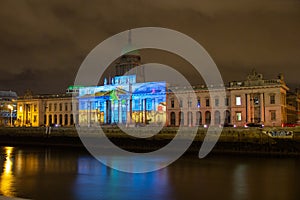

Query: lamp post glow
left=7, top=105, right=13, bottom=127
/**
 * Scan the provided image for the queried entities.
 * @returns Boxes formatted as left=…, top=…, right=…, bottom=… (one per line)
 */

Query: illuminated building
left=16, top=68, right=300, bottom=128
left=78, top=75, right=166, bottom=126
left=167, top=70, right=299, bottom=127
left=0, top=91, right=17, bottom=126
left=16, top=94, right=78, bottom=127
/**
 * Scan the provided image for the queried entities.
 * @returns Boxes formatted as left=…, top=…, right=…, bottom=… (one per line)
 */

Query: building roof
left=0, top=90, right=17, bottom=98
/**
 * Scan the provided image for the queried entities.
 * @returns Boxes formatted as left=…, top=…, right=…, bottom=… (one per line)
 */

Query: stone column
left=118, top=100, right=122, bottom=124
left=246, top=94, right=251, bottom=123
left=260, top=93, right=265, bottom=123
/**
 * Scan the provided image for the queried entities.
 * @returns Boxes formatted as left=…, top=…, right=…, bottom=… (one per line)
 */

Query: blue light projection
left=78, top=75, right=166, bottom=126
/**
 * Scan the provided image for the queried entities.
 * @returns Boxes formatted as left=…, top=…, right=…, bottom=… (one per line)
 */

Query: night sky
left=0, top=0, right=299, bottom=95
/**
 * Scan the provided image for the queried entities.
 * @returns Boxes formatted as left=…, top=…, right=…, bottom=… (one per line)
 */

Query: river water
left=0, top=146, right=299, bottom=200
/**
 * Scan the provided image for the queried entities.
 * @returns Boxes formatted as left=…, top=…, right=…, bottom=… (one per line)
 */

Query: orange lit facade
left=16, top=94, right=78, bottom=127
left=167, top=71, right=299, bottom=127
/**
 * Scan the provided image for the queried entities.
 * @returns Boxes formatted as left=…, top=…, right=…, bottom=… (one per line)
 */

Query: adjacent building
left=0, top=91, right=17, bottom=126
left=16, top=93, right=78, bottom=127
left=167, top=70, right=293, bottom=127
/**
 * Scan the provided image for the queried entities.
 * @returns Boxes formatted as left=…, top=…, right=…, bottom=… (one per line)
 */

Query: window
left=253, top=96, right=259, bottom=105
left=225, top=97, right=230, bottom=106
left=33, top=115, right=37, bottom=122
left=179, top=111, right=184, bottom=125
left=236, top=112, right=242, bottom=121
left=179, top=99, right=183, bottom=108
left=214, top=111, right=221, bottom=125
left=187, top=99, right=192, bottom=108
left=44, top=115, right=47, bottom=125
left=171, top=99, right=174, bottom=108
left=205, top=98, right=210, bottom=107
left=196, top=111, right=202, bottom=125
left=270, top=94, right=275, bottom=104
left=59, top=103, right=62, bottom=111
left=205, top=111, right=211, bottom=124
left=65, top=103, right=68, bottom=111
left=215, top=98, right=219, bottom=107
left=34, top=104, right=37, bottom=112
left=49, top=103, right=52, bottom=111
left=70, top=103, right=73, bottom=111
left=54, top=103, right=57, bottom=111
left=187, top=111, right=193, bottom=126
left=65, top=114, right=68, bottom=125
left=270, top=110, right=276, bottom=121
left=236, top=96, right=242, bottom=106
left=170, top=112, right=176, bottom=125
left=197, top=98, right=201, bottom=108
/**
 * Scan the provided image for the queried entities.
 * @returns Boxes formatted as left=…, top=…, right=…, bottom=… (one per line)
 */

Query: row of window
left=170, top=97, right=230, bottom=108
left=170, top=110, right=231, bottom=125
left=171, top=94, right=277, bottom=108
left=46, top=102, right=79, bottom=112
left=170, top=109, right=277, bottom=125
left=44, top=114, right=78, bottom=125
left=234, top=110, right=277, bottom=121
left=235, top=94, right=276, bottom=106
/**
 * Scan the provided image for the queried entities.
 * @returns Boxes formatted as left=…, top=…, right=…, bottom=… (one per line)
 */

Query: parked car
left=281, top=123, right=298, bottom=127
left=222, top=123, right=236, bottom=127
left=244, top=123, right=264, bottom=128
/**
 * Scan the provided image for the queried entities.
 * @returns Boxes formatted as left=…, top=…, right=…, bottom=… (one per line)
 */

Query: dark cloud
left=0, top=0, right=299, bottom=95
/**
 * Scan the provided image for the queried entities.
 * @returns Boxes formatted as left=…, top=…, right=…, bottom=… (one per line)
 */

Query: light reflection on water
left=74, top=157, right=172, bottom=200
left=0, top=146, right=16, bottom=197
left=0, top=146, right=299, bottom=200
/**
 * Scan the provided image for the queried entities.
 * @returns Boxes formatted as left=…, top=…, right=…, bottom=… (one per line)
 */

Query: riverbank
left=0, top=126, right=300, bottom=156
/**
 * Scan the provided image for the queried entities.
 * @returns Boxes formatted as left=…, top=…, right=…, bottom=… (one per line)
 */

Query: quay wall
left=0, top=127, right=300, bottom=155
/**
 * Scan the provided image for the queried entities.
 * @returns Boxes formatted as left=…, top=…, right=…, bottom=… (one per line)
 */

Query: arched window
left=170, top=112, right=176, bottom=126
left=214, top=111, right=221, bottom=125
left=70, top=114, right=74, bottom=125
left=65, top=114, right=68, bottom=126
left=225, top=110, right=231, bottom=124
left=179, top=111, right=184, bottom=126
left=196, top=111, right=202, bottom=125
left=187, top=111, right=193, bottom=126
left=48, top=115, right=52, bottom=125
left=54, top=114, right=57, bottom=124
left=205, top=111, right=211, bottom=125
left=44, top=115, right=47, bottom=125
left=59, top=114, right=63, bottom=125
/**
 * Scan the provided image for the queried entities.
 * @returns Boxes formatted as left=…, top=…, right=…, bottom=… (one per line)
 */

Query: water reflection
left=233, top=164, right=248, bottom=200
left=0, top=146, right=16, bottom=197
left=0, top=146, right=299, bottom=200
left=74, top=157, right=173, bottom=200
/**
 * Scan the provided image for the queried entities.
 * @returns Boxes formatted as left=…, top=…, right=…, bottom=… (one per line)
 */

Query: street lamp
left=7, top=105, right=13, bottom=127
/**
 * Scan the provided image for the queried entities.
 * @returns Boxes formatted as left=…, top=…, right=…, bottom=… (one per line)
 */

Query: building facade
left=78, top=75, right=166, bottom=126
left=286, top=89, right=300, bottom=124
left=16, top=70, right=300, bottom=128
left=16, top=94, right=78, bottom=127
left=167, top=70, right=294, bottom=127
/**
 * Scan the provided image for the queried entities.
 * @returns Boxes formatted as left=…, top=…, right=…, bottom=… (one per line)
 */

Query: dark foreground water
left=0, top=146, right=299, bottom=200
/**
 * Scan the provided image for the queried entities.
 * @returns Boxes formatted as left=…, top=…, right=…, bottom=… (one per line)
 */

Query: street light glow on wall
left=7, top=104, right=13, bottom=127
